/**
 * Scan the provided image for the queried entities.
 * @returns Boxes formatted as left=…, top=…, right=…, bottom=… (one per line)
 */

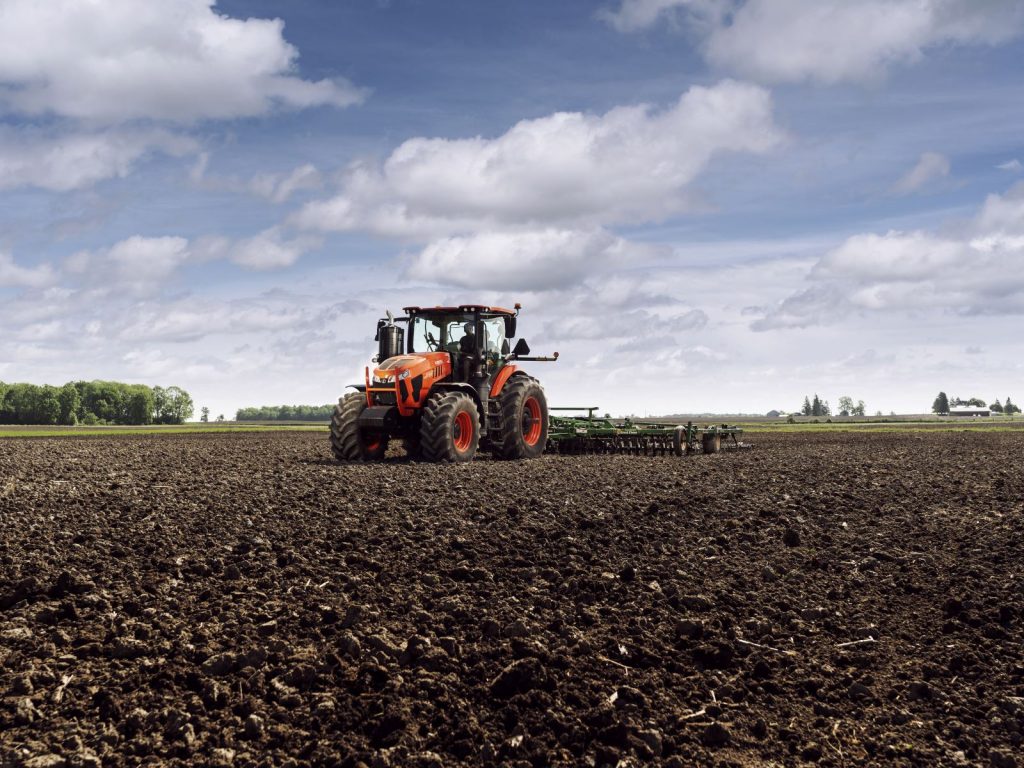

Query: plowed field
left=1, top=431, right=1022, bottom=767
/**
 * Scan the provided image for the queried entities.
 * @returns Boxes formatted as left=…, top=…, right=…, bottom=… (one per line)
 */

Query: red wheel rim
left=453, top=410, right=474, bottom=452
left=364, top=434, right=382, bottom=452
left=522, top=397, right=542, bottom=446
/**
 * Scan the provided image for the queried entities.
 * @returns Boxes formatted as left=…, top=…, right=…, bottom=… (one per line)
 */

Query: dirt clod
left=243, top=714, right=264, bottom=740
left=782, top=527, right=801, bottom=547
left=489, top=657, right=546, bottom=698
left=701, top=722, right=731, bottom=747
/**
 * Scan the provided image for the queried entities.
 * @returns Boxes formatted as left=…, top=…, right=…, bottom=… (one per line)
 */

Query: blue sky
left=2, top=0, right=1024, bottom=417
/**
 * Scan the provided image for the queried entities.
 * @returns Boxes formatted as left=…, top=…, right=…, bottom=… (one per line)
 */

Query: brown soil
left=1, top=431, right=1022, bottom=767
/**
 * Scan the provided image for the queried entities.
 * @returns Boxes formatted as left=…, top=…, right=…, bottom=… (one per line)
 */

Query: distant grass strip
left=0, top=424, right=327, bottom=438
left=738, top=421, right=1024, bottom=433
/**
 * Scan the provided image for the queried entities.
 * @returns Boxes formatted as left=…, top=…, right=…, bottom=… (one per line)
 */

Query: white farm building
left=949, top=406, right=991, bottom=417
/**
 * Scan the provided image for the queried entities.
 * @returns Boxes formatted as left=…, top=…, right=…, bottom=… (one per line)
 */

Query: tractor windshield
left=409, top=315, right=445, bottom=352
left=409, top=314, right=472, bottom=353
left=408, top=314, right=506, bottom=358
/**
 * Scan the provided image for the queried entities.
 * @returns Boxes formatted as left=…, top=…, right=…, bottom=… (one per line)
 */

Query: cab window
left=409, top=316, right=444, bottom=352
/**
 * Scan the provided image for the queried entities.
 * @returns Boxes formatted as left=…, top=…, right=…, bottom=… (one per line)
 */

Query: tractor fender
left=432, top=382, right=479, bottom=404
left=489, top=365, right=522, bottom=398
left=431, top=382, right=484, bottom=423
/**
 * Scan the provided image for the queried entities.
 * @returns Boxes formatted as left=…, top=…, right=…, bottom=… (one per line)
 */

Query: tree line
left=236, top=404, right=334, bottom=422
left=798, top=394, right=866, bottom=418
left=932, top=392, right=1019, bottom=415
left=0, top=381, right=194, bottom=425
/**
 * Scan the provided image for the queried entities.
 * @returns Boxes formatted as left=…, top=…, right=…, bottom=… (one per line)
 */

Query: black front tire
left=420, top=391, right=479, bottom=463
left=493, top=376, right=548, bottom=459
left=330, top=393, right=389, bottom=462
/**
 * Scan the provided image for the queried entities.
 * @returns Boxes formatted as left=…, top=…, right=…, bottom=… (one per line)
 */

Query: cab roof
left=403, top=304, right=517, bottom=316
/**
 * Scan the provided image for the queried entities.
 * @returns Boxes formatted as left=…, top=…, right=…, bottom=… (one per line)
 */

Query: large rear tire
left=330, top=393, right=389, bottom=462
left=493, top=376, right=548, bottom=459
left=420, top=391, right=479, bottom=463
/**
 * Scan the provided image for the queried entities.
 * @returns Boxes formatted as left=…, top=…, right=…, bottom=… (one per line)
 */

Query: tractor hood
left=367, top=351, right=451, bottom=416
left=372, top=352, right=448, bottom=379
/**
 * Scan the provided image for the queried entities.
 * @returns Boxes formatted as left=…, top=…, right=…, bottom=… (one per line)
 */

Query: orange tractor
left=330, top=304, right=557, bottom=463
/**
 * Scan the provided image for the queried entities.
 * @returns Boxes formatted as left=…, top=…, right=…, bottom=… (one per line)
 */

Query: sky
left=2, top=0, right=1024, bottom=418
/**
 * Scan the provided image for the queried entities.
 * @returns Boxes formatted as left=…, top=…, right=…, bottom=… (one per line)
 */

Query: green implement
left=546, top=407, right=751, bottom=456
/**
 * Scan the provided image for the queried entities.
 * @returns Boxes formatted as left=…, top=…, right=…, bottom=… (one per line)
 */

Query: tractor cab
left=404, top=307, right=516, bottom=382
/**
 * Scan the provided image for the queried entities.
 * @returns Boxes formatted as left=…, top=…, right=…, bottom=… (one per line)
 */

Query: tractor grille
left=371, top=390, right=397, bottom=406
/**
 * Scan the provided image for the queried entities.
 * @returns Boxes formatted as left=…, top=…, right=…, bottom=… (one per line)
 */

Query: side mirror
left=504, top=316, right=517, bottom=338
left=501, top=339, right=510, bottom=355
left=512, top=338, right=530, bottom=356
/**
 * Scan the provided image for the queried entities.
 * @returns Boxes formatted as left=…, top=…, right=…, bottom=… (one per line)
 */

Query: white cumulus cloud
left=228, top=227, right=322, bottom=270
left=603, top=0, right=1024, bottom=85
left=62, top=229, right=317, bottom=297
left=405, top=229, right=665, bottom=291
left=0, top=128, right=197, bottom=192
left=0, top=0, right=364, bottom=124
left=295, top=80, right=781, bottom=237
left=0, top=252, right=57, bottom=288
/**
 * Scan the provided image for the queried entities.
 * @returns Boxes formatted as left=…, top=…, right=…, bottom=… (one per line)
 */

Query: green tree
left=216, top=414, right=225, bottom=422
left=158, top=386, right=194, bottom=424
left=152, top=386, right=168, bottom=423
left=932, top=392, right=950, bottom=415
left=58, top=383, right=80, bottom=425
left=126, top=388, right=155, bottom=425
left=801, top=396, right=812, bottom=416
left=1006, top=397, right=1020, bottom=415
left=236, top=404, right=335, bottom=422
left=811, top=394, right=823, bottom=417
left=201, top=407, right=210, bottom=423
left=837, top=396, right=854, bottom=416
left=37, top=386, right=61, bottom=425
left=990, top=399, right=1004, bottom=413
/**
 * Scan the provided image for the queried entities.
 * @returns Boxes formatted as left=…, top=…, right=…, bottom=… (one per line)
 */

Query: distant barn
left=950, top=406, right=991, bottom=417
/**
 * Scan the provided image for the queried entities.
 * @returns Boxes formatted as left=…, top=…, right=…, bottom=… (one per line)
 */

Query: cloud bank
left=754, top=183, right=1024, bottom=329
left=0, top=0, right=364, bottom=192
left=603, top=0, right=1024, bottom=84
left=297, top=80, right=779, bottom=238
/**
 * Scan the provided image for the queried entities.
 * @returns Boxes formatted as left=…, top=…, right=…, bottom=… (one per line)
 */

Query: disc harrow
left=546, top=407, right=752, bottom=456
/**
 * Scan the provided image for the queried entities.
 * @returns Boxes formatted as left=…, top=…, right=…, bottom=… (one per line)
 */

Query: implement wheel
left=330, top=393, right=389, bottom=462
left=672, top=426, right=686, bottom=456
left=420, top=391, right=479, bottom=463
left=494, top=376, right=548, bottom=460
